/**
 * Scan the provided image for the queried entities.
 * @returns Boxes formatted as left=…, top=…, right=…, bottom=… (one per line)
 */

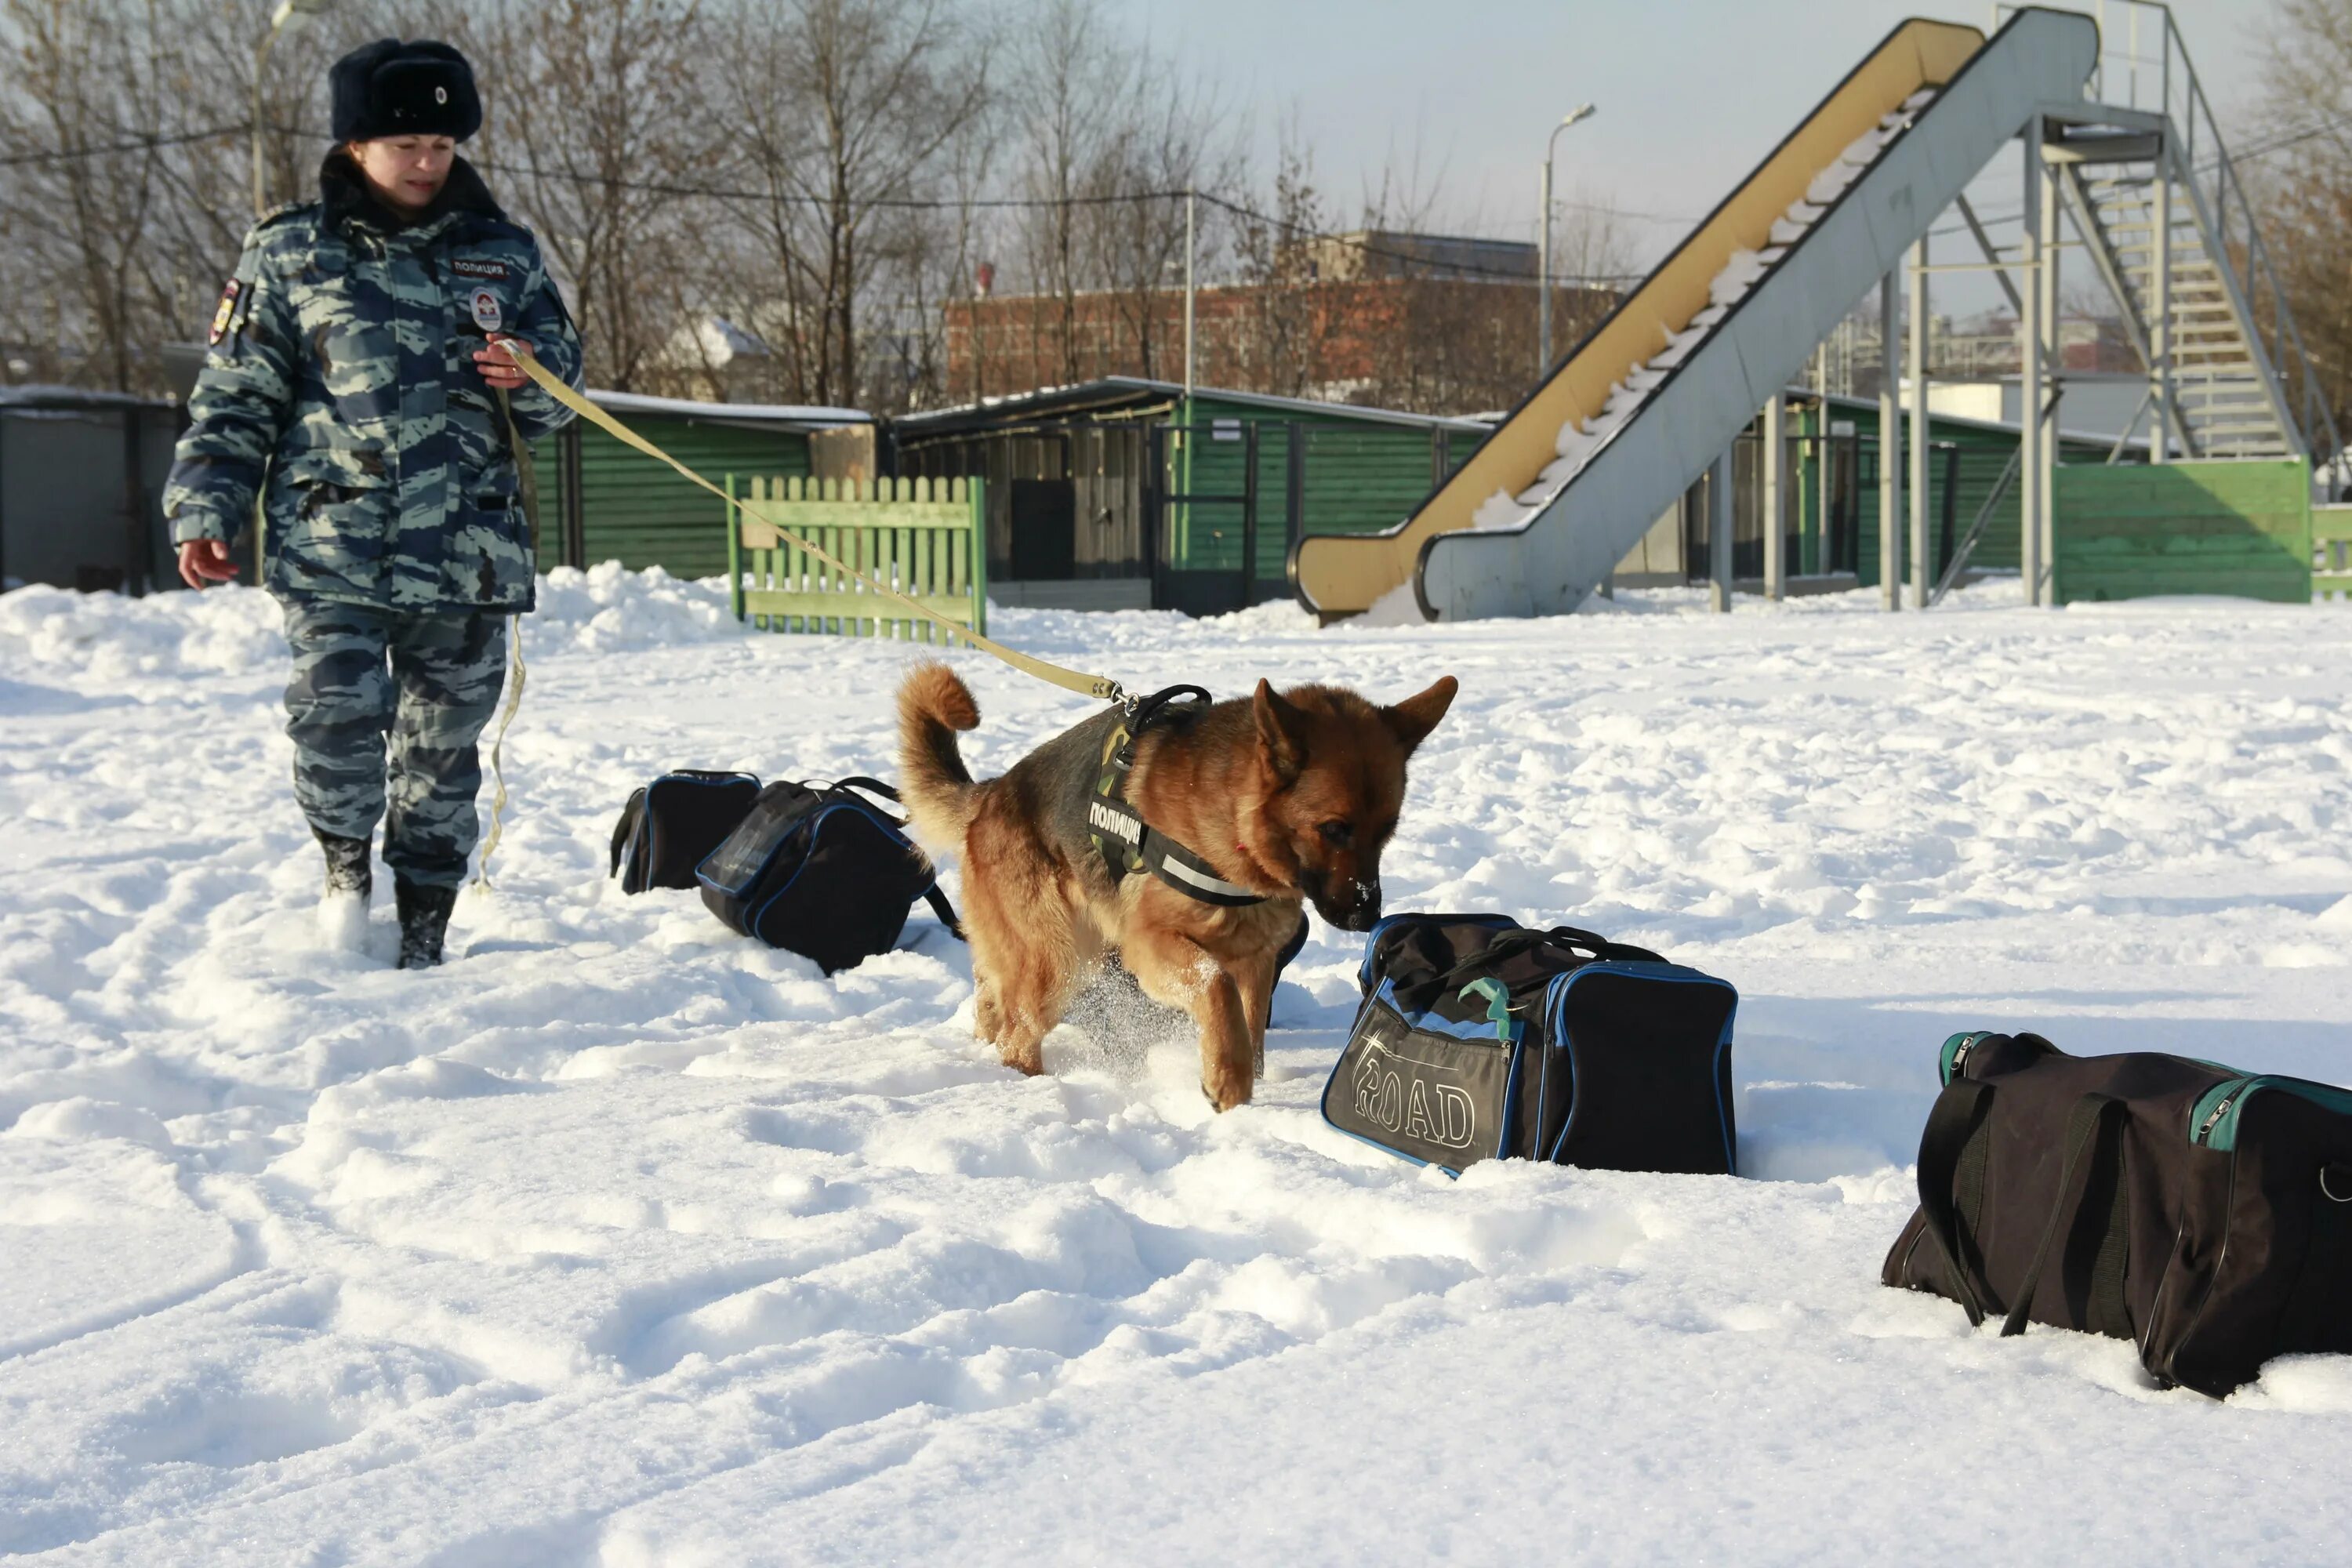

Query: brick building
left=942, top=260, right=1618, bottom=419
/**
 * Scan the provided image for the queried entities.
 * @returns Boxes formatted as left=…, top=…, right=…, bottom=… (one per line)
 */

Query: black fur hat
left=330, top=39, right=482, bottom=143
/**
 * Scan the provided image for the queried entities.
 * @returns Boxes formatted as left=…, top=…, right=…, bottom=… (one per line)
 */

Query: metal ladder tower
left=2002, top=1, right=2343, bottom=603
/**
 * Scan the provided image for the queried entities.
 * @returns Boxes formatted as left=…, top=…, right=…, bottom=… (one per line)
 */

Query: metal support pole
left=1240, top=421, right=1259, bottom=608
left=1908, top=234, right=1931, bottom=609
left=1710, top=446, right=1733, bottom=613
left=1762, top=394, right=1784, bottom=601
left=2037, top=135, right=2061, bottom=601
left=2019, top=118, right=2044, bottom=606
left=1535, top=107, right=1592, bottom=380
left=1878, top=270, right=1900, bottom=612
left=1182, top=187, right=1196, bottom=403
left=1955, top=194, right=2025, bottom=315
left=1538, top=158, right=1553, bottom=377
left=1818, top=418, right=1835, bottom=575
left=2150, top=136, right=2172, bottom=463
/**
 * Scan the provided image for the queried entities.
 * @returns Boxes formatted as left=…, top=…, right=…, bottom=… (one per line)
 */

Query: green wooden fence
left=2051, top=460, right=2311, bottom=605
left=727, top=475, right=987, bottom=639
left=2316, top=504, right=2352, bottom=601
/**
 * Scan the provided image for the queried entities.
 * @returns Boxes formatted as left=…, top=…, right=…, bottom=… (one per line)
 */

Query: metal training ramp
left=1288, top=8, right=2102, bottom=622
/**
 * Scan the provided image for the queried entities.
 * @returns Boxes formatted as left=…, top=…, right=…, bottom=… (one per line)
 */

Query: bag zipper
left=1939, top=1030, right=1995, bottom=1085
left=1937, top=1030, right=2061, bottom=1085
left=2188, top=1074, right=2352, bottom=1153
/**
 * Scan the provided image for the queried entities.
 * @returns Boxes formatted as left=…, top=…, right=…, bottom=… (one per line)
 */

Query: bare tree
left=446, top=0, right=714, bottom=392
left=2248, top=0, right=2352, bottom=452
left=0, top=0, right=1628, bottom=422
left=1004, top=0, right=1127, bottom=384
left=715, top=0, right=990, bottom=412
left=0, top=1, right=162, bottom=390
left=1228, top=122, right=1340, bottom=398
left=1081, top=44, right=1243, bottom=383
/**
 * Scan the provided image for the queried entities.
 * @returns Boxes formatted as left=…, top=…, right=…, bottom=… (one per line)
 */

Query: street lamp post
left=1537, top=103, right=1596, bottom=377
left=252, top=0, right=337, bottom=216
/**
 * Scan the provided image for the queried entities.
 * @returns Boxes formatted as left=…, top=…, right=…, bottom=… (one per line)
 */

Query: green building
left=889, top=378, right=1486, bottom=614
left=538, top=390, right=871, bottom=580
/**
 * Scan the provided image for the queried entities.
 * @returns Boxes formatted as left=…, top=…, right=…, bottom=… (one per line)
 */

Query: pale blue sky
left=1108, top=0, right=2287, bottom=270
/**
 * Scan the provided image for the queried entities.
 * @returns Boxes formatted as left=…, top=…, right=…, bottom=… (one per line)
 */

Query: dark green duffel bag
left=1883, top=1030, right=2352, bottom=1397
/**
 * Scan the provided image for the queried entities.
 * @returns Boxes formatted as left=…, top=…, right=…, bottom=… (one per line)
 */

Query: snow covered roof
left=586, top=389, right=870, bottom=428
left=691, top=318, right=771, bottom=365
left=1815, top=389, right=2151, bottom=453
left=0, top=383, right=171, bottom=412
left=896, top=376, right=1491, bottom=437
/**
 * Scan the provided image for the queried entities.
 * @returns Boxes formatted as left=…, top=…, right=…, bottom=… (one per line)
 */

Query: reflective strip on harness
left=1094, top=792, right=1266, bottom=908
left=1154, top=852, right=1263, bottom=903
left=1087, top=706, right=1268, bottom=909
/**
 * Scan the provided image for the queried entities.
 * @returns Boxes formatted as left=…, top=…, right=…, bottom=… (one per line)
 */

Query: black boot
left=315, top=829, right=373, bottom=952
left=316, top=829, right=372, bottom=899
left=394, top=880, right=459, bottom=970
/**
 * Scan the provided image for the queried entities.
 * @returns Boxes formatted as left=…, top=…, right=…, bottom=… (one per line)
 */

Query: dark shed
left=0, top=386, right=183, bottom=594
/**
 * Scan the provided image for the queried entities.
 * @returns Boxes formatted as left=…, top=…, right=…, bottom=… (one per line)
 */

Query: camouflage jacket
left=164, top=154, right=584, bottom=611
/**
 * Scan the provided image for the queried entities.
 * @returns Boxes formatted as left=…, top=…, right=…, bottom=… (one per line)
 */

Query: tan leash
left=471, top=346, right=1134, bottom=888
left=501, top=342, right=1130, bottom=704
left=471, top=386, right=535, bottom=891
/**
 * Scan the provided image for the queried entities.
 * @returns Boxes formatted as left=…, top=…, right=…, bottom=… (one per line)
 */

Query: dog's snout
left=1313, top=876, right=1381, bottom=932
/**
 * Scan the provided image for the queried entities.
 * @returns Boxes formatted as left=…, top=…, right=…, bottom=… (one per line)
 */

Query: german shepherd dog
left=897, top=663, right=1457, bottom=1110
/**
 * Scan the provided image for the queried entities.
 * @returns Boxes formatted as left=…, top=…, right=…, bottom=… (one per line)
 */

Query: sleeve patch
left=208, top=279, right=242, bottom=346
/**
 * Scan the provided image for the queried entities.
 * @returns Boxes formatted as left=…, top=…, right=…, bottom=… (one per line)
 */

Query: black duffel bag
left=1321, top=913, right=1738, bottom=1176
left=609, top=770, right=763, bottom=894
left=1883, top=1030, right=2352, bottom=1397
left=696, top=777, right=960, bottom=974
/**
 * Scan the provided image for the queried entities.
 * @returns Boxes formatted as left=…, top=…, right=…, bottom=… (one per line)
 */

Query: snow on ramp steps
left=1290, top=10, right=2096, bottom=621
left=1421, top=10, right=2096, bottom=619
left=1472, top=90, right=1940, bottom=539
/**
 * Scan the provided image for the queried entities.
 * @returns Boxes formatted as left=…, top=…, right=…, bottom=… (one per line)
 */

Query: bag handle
left=2000, top=1093, right=2129, bottom=1338
left=922, top=885, right=966, bottom=942
left=608, top=786, right=646, bottom=878
left=1428, top=924, right=1661, bottom=995
left=818, top=776, right=909, bottom=826
left=1915, top=1076, right=1998, bottom=1327
left=662, top=769, right=760, bottom=785
left=2323, top=1163, right=2352, bottom=1204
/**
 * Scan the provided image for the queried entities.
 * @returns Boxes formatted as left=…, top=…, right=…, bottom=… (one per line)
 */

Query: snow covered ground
left=6, top=565, right=2352, bottom=1565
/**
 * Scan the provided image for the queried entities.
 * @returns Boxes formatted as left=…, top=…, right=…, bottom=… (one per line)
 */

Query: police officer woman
left=165, top=39, right=583, bottom=968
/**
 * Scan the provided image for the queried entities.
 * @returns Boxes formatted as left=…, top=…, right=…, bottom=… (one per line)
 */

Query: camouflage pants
left=279, top=597, right=509, bottom=889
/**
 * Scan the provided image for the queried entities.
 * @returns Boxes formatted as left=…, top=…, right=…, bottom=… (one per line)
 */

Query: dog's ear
left=1382, top=675, right=1458, bottom=754
left=1254, top=679, right=1307, bottom=785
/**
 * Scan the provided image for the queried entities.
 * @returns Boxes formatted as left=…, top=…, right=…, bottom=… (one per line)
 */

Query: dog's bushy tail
left=896, top=661, right=984, bottom=852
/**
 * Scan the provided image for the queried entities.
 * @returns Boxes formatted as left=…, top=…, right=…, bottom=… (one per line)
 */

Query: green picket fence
left=2316, top=504, right=2352, bottom=601
left=726, top=474, right=987, bottom=639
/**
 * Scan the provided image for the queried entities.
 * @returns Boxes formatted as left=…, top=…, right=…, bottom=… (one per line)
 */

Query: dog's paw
left=1200, top=1074, right=1253, bottom=1113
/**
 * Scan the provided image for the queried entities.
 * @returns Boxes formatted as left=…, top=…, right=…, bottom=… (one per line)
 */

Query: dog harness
left=1087, top=685, right=1269, bottom=908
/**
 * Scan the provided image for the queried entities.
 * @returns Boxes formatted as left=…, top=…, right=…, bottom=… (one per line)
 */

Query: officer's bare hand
left=474, top=335, right=530, bottom=391
left=177, top=539, right=240, bottom=590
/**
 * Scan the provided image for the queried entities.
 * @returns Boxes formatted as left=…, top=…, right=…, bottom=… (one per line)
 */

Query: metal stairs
left=2049, top=4, right=2342, bottom=468
left=2067, top=169, right=2295, bottom=459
